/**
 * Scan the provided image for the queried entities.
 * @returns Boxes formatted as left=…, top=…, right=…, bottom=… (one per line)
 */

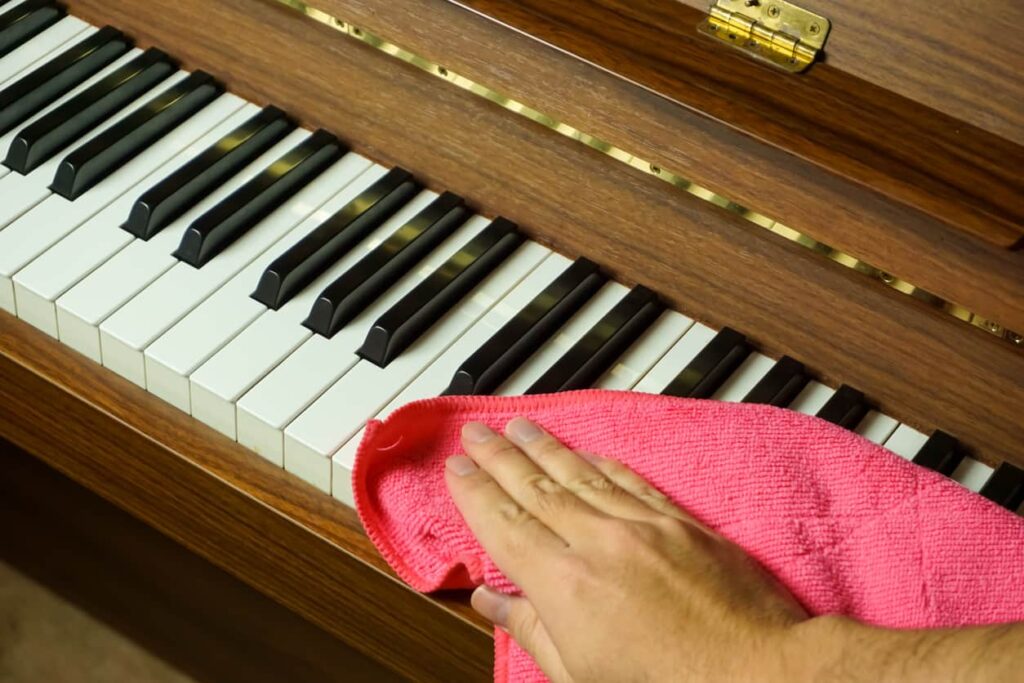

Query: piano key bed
left=1, top=4, right=1021, bottom=517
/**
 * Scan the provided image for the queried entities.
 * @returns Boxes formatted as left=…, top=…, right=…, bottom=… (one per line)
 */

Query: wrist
left=772, top=615, right=863, bottom=683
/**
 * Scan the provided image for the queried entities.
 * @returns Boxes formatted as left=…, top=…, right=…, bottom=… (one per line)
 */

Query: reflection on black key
left=0, top=0, right=64, bottom=58
left=662, top=327, right=749, bottom=399
left=174, top=129, right=344, bottom=267
left=4, top=48, right=176, bottom=174
left=980, top=463, right=1024, bottom=511
left=124, top=106, right=293, bottom=240
left=359, top=217, right=523, bottom=368
left=526, top=286, right=662, bottom=394
left=742, top=356, right=808, bottom=406
left=304, top=191, right=468, bottom=338
left=911, top=430, right=964, bottom=476
left=0, top=26, right=130, bottom=136
left=444, top=258, right=605, bottom=396
left=51, top=71, right=223, bottom=199
left=816, top=384, right=868, bottom=428
left=253, top=167, right=419, bottom=310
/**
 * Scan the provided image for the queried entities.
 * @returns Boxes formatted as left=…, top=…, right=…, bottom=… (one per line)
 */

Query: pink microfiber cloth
left=352, top=390, right=1024, bottom=683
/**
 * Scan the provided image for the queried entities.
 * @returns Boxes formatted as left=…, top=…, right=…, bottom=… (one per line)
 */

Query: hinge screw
left=1008, top=332, right=1023, bottom=345
left=809, top=23, right=821, bottom=34
left=767, top=5, right=781, bottom=17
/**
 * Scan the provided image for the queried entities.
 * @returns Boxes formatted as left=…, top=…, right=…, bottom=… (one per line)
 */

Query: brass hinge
left=698, top=0, right=831, bottom=73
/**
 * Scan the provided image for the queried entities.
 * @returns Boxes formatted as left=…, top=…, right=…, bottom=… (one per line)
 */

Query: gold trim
left=274, top=0, right=1021, bottom=348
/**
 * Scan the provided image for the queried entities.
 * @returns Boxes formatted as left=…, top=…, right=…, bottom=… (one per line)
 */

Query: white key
left=0, top=66, right=186, bottom=228
left=495, top=282, right=628, bottom=395
left=853, top=410, right=899, bottom=444
left=950, top=458, right=993, bottom=493
left=0, top=17, right=90, bottom=88
left=885, top=424, right=993, bottom=492
left=145, top=163, right=388, bottom=413
left=593, top=311, right=693, bottom=390
left=98, top=150, right=372, bottom=387
left=188, top=166, right=407, bottom=436
left=5, top=92, right=245, bottom=326
left=285, top=241, right=549, bottom=493
left=12, top=99, right=254, bottom=336
left=237, top=210, right=509, bottom=470
left=632, top=322, right=717, bottom=394
left=787, top=380, right=836, bottom=415
left=883, top=424, right=928, bottom=460
left=0, top=47, right=143, bottom=186
left=710, top=352, right=774, bottom=402
left=55, top=129, right=312, bottom=362
left=327, top=253, right=573, bottom=500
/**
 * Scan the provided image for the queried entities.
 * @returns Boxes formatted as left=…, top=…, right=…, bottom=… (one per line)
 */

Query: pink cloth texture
left=352, top=390, right=1024, bottom=683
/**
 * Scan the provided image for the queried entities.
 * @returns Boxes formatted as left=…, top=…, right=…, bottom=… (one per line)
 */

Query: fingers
left=504, top=417, right=670, bottom=524
left=579, top=451, right=697, bottom=524
left=472, top=586, right=571, bottom=683
left=459, top=422, right=607, bottom=540
left=444, top=454, right=566, bottom=590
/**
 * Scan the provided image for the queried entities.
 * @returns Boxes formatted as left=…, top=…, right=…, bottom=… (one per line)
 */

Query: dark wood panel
left=674, top=0, right=1024, bottom=146
left=314, top=0, right=1024, bottom=333
left=0, top=440, right=407, bottom=683
left=0, top=315, right=493, bottom=683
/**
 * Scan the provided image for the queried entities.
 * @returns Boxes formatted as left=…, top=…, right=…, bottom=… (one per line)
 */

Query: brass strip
left=274, top=0, right=1021, bottom=348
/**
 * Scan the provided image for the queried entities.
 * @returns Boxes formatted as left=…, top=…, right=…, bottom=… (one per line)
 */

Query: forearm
left=784, top=615, right=1023, bottom=683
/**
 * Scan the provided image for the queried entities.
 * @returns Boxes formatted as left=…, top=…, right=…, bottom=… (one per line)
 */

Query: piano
left=0, top=0, right=1021, bottom=679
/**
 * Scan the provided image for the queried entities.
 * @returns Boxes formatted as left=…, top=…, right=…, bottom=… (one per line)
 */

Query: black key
left=0, top=0, right=64, bottom=58
left=742, top=356, right=809, bottom=406
left=526, top=286, right=662, bottom=394
left=661, top=327, right=750, bottom=399
left=4, top=48, right=176, bottom=174
left=358, top=217, right=524, bottom=368
left=303, top=191, right=469, bottom=338
left=174, top=129, right=344, bottom=267
left=123, top=106, right=293, bottom=240
left=253, top=167, right=419, bottom=310
left=980, top=463, right=1024, bottom=511
left=0, top=26, right=130, bottom=136
left=444, top=258, right=605, bottom=396
left=50, top=71, right=223, bottom=200
left=911, top=430, right=964, bottom=476
left=815, top=384, right=869, bottom=428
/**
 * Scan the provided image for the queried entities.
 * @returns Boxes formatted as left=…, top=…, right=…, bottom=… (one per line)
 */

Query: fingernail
left=446, top=455, right=478, bottom=476
left=462, top=421, right=495, bottom=443
left=506, top=417, right=543, bottom=443
left=472, top=586, right=510, bottom=627
left=578, top=450, right=603, bottom=465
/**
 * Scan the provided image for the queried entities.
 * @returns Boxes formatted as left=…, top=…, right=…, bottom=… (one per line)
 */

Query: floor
left=0, top=560, right=196, bottom=683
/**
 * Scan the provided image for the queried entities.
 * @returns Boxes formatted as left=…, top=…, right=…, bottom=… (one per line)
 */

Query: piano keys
left=0, top=11, right=1020, bottom=518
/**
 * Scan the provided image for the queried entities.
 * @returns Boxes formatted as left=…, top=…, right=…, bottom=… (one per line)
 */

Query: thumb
left=471, top=586, right=571, bottom=682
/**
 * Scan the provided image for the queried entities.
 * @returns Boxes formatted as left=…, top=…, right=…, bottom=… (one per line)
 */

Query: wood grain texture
left=674, top=0, right=1024, bottom=147
left=0, top=441, right=406, bottom=683
left=0, top=315, right=492, bottom=683
left=7, top=1, right=1023, bottom=669
left=56, top=0, right=1024, bottom=465
left=312, top=0, right=1024, bottom=333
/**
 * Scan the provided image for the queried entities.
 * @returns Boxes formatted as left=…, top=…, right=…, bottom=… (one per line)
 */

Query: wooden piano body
left=1, top=0, right=1021, bottom=680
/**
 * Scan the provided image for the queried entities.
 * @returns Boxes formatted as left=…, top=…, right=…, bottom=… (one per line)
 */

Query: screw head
left=809, top=23, right=821, bottom=34
left=767, top=5, right=781, bottom=17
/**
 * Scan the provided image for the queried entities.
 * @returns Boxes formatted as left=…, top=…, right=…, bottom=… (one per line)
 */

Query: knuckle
left=496, top=500, right=531, bottom=526
left=522, top=473, right=571, bottom=514
left=480, top=440, right=523, bottom=461
left=567, top=474, right=618, bottom=497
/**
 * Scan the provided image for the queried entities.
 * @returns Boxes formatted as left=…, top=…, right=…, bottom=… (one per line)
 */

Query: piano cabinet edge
left=0, top=312, right=494, bottom=683
left=0, top=440, right=407, bottom=683
left=316, top=0, right=1024, bottom=332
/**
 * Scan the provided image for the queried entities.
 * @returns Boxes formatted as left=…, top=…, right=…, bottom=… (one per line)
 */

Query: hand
left=444, top=417, right=810, bottom=682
